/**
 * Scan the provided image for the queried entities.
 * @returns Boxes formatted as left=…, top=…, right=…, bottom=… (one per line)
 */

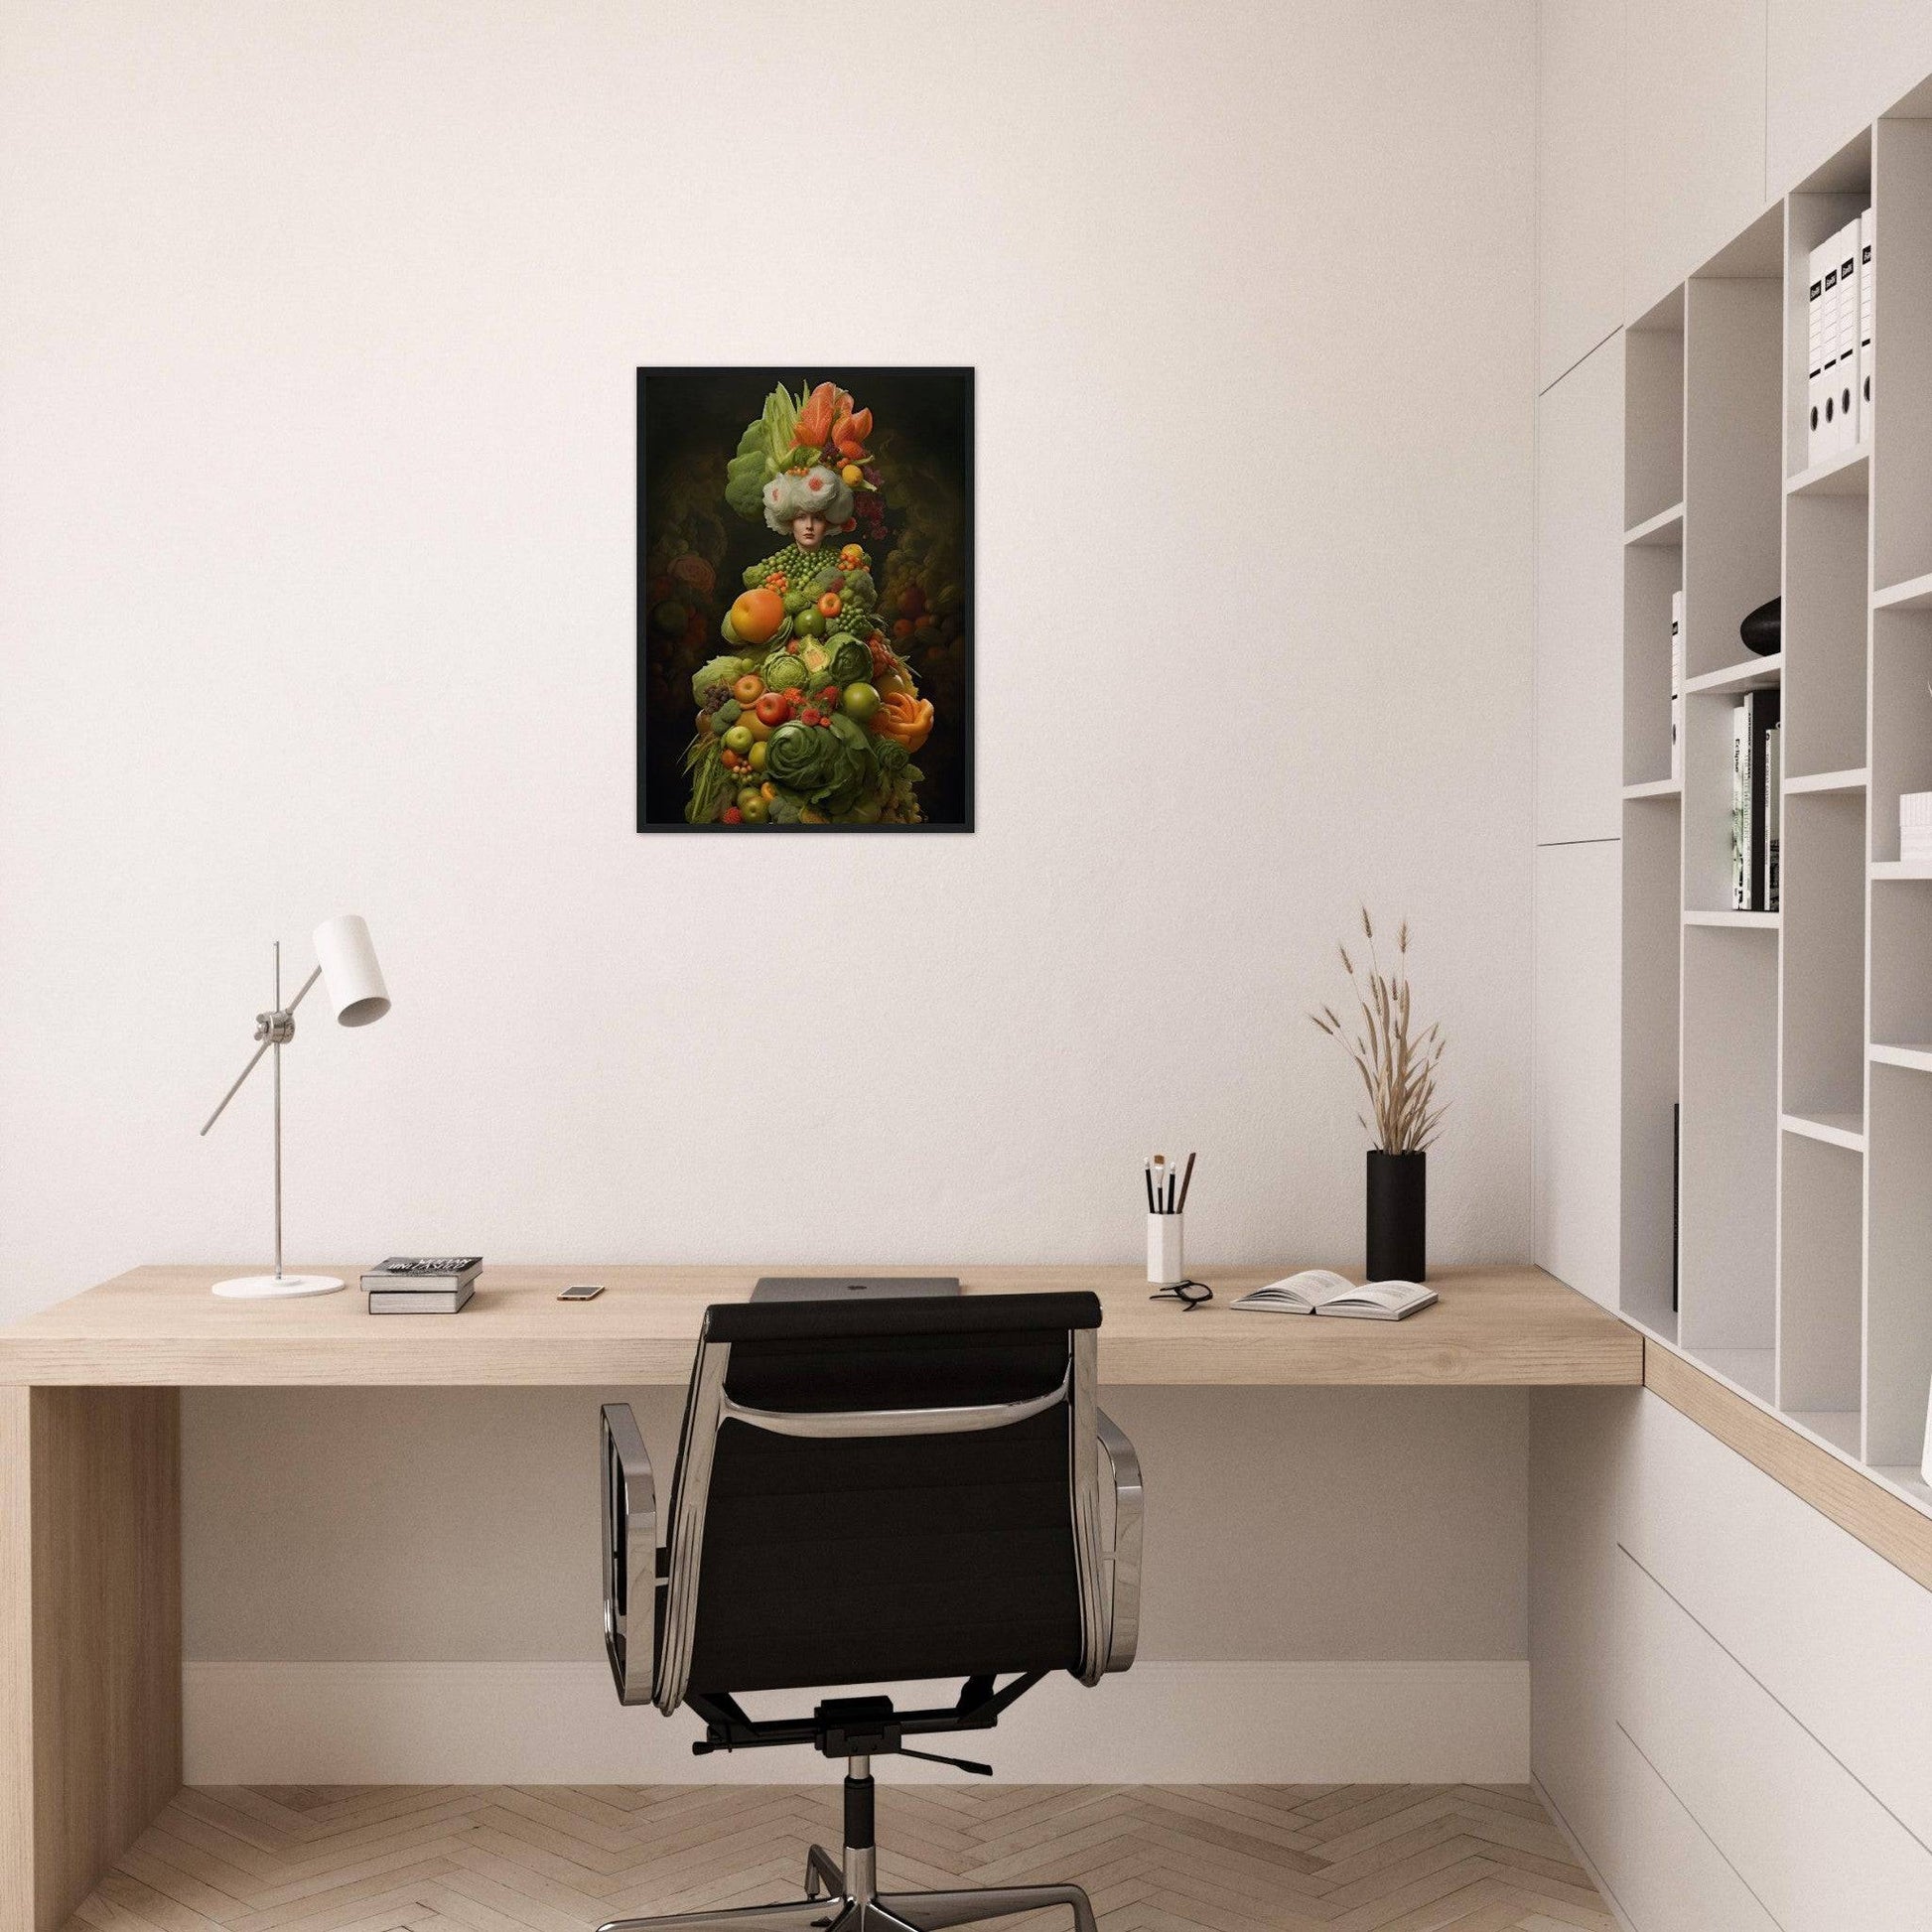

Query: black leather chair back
left=667, top=1292, right=1102, bottom=1697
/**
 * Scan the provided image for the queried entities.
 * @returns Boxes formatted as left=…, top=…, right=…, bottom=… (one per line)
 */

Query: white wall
left=0, top=0, right=1537, bottom=1316
left=0, top=0, right=1539, bottom=1763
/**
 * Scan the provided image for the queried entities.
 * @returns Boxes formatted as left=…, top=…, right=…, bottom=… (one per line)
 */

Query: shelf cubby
left=1683, top=220, right=1782, bottom=682
left=1682, top=673, right=1778, bottom=915
left=1868, top=607, right=1932, bottom=862
left=1872, top=113, right=1932, bottom=594
left=1783, top=494, right=1868, bottom=777
left=1625, top=288, right=1684, bottom=532
left=1623, top=538, right=1682, bottom=787
left=1866, top=1062, right=1932, bottom=1466
left=1678, top=924, right=1778, bottom=1363
left=1620, top=791, right=1683, bottom=1340
left=1784, top=145, right=1870, bottom=484
left=1776, top=1132, right=1863, bottom=1441
left=1779, top=790, right=1865, bottom=1121
left=1869, top=873, right=1932, bottom=1047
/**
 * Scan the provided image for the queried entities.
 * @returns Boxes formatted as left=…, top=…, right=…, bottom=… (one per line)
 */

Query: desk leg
left=1, top=1386, right=182, bottom=1932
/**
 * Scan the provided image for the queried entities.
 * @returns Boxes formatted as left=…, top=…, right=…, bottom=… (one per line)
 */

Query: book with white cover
left=1730, top=701, right=1750, bottom=908
left=1670, top=589, right=1683, bottom=780
left=1834, top=218, right=1860, bottom=456
left=1859, top=206, right=1873, bottom=441
left=1807, top=238, right=1829, bottom=466
left=1230, top=1270, right=1437, bottom=1320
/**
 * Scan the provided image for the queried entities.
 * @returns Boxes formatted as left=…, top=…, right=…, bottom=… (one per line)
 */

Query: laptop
left=751, top=1276, right=961, bottom=1303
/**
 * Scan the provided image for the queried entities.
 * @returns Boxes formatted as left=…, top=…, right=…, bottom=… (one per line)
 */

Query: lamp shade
left=312, top=914, right=390, bottom=1028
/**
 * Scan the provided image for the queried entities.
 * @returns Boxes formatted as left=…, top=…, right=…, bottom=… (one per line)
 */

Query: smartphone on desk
left=558, top=1283, right=605, bottom=1302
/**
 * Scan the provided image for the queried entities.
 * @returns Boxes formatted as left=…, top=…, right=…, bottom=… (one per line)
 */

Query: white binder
left=1806, top=238, right=1830, bottom=467
left=1858, top=206, right=1874, bottom=445
left=1833, top=219, right=1860, bottom=456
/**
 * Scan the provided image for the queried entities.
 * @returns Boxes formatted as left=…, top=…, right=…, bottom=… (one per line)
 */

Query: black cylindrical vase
left=1366, top=1150, right=1426, bottom=1282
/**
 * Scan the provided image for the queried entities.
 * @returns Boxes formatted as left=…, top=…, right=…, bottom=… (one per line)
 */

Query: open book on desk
left=1230, top=1270, right=1437, bottom=1320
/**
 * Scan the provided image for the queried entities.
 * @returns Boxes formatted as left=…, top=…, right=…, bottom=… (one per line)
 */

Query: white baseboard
left=184, top=1660, right=1528, bottom=1785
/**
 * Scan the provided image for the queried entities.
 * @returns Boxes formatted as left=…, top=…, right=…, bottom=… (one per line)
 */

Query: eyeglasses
left=1149, top=1279, right=1214, bottom=1311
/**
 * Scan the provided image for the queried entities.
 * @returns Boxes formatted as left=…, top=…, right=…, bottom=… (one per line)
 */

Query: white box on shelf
left=1899, top=792, right=1932, bottom=854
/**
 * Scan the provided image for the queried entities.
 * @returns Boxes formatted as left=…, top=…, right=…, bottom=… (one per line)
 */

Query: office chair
left=598, top=1291, right=1143, bottom=1932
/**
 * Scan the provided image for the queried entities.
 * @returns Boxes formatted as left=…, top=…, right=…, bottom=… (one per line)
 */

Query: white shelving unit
left=1620, top=89, right=1932, bottom=1519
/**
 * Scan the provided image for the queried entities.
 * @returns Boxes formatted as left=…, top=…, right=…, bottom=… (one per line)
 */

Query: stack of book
left=1730, top=691, right=1781, bottom=911
left=361, top=1256, right=483, bottom=1313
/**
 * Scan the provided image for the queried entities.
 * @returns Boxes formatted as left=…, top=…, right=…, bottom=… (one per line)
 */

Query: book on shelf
left=1859, top=206, right=1874, bottom=440
left=1229, top=1270, right=1437, bottom=1320
left=1765, top=722, right=1781, bottom=912
left=1670, top=590, right=1684, bottom=780
left=1728, top=690, right=1781, bottom=910
left=1727, top=693, right=1754, bottom=909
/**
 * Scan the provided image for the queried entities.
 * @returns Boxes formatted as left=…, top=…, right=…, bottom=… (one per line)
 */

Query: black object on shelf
left=1671, top=1102, right=1680, bottom=1315
left=1366, top=1149, right=1426, bottom=1283
left=1740, top=595, right=1781, bottom=656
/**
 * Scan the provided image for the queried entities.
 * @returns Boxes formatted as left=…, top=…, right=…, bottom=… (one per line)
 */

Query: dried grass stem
left=1310, top=906, right=1448, bottom=1153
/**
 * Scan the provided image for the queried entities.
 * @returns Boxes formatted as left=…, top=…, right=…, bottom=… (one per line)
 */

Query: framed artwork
left=636, top=366, right=974, bottom=831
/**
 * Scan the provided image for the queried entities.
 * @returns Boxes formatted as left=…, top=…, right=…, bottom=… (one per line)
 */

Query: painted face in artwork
left=790, top=510, right=829, bottom=550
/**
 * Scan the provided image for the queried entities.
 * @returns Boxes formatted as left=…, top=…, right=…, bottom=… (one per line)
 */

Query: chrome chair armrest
left=601, top=1403, right=658, bottom=1707
left=1094, top=1407, right=1143, bottom=1672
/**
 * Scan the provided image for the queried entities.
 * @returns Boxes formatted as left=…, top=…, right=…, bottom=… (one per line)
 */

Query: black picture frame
left=635, top=366, right=975, bottom=833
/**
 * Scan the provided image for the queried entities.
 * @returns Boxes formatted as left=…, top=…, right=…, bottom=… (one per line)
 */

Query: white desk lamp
left=200, top=913, right=390, bottom=1299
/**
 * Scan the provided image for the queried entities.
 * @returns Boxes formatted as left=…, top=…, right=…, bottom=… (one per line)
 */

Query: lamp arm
left=198, top=964, right=324, bottom=1136
left=284, top=963, right=323, bottom=1016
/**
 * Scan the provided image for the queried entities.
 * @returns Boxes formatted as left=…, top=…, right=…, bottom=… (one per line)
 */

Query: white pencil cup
left=1148, top=1213, right=1185, bottom=1288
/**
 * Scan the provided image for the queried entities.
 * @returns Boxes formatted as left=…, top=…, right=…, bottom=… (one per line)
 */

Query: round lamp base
left=210, top=1273, right=345, bottom=1300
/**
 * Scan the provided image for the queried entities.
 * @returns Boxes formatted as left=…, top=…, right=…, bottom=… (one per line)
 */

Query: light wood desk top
left=0, top=1262, right=1640, bottom=1387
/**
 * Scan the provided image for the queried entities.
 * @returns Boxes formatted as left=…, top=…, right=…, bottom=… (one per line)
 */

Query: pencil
left=1177, top=1150, right=1196, bottom=1212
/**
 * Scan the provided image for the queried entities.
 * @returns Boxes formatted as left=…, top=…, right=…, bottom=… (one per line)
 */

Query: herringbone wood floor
left=66, top=1785, right=1615, bottom=1932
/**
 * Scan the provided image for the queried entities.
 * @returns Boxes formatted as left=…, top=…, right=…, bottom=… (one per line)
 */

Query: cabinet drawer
left=1601, top=1723, right=1778, bottom=1932
left=1615, top=1547, right=1932, bottom=1928
left=1620, top=1389, right=1932, bottom=1844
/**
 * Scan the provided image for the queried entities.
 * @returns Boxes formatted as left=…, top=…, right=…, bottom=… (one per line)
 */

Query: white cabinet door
left=1536, top=337, right=1624, bottom=845
left=1534, top=841, right=1622, bottom=1307
left=1625, top=0, right=1769, bottom=315
left=1539, top=0, right=1625, bottom=388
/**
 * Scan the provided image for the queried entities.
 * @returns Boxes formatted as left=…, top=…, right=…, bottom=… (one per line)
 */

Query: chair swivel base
left=595, top=1830, right=1098, bottom=1932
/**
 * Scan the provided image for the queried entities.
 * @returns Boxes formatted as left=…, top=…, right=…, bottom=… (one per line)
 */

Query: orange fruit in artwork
left=729, top=589, right=785, bottom=646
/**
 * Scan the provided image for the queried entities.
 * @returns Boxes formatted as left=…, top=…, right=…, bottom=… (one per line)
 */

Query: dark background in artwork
left=637, top=366, right=973, bottom=829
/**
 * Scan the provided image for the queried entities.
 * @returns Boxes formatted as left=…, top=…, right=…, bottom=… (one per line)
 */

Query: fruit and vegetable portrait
left=636, top=367, right=973, bottom=831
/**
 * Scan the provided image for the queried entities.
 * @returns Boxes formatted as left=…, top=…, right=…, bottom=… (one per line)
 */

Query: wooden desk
left=0, top=1262, right=1637, bottom=1388
left=0, top=1263, right=1635, bottom=1931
